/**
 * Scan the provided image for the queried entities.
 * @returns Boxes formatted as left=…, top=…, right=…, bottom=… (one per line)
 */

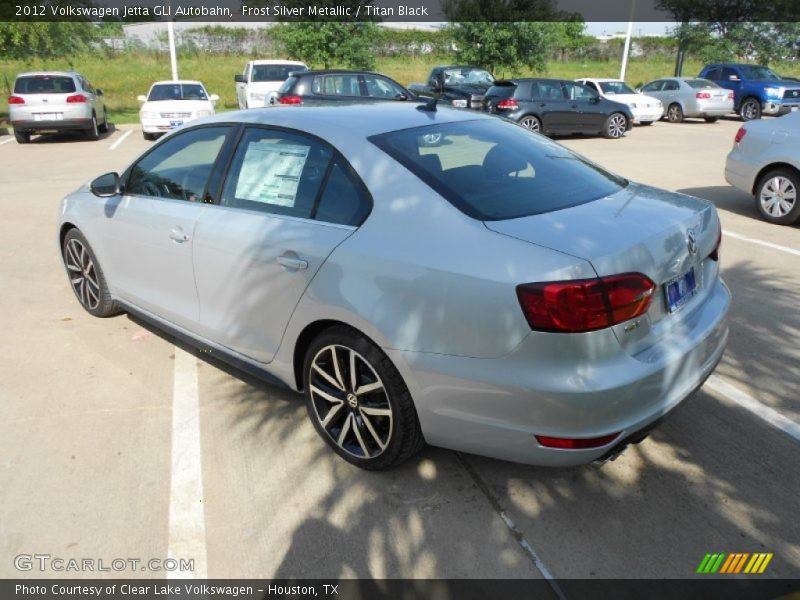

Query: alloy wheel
left=607, top=114, right=626, bottom=138
left=667, top=105, right=682, bottom=122
left=64, top=238, right=100, bottom=310
left=741, top=100, right=760, bottom=121
left=309, top=344, right=393, bottom=459
left=520, top=116, right=541, bottom=132
left=760, top=176, right=797, bottom=218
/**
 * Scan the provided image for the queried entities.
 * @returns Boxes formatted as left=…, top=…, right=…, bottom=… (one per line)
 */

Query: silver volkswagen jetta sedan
left=58, top=104, right=730, bottom=470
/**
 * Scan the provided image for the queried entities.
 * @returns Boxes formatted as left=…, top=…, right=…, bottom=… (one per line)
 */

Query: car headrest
left=482, top=145, right=528, bottom=175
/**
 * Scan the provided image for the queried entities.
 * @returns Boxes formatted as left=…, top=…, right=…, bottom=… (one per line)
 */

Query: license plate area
left=34, top=113, right=63, bottom=121
left=665, top=267, right=698, bottom=313
left=169, top=120, right=184, bottom=128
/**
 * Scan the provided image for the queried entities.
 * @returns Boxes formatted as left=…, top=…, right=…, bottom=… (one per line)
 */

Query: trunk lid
left=485, top=183, right=721, bottom=350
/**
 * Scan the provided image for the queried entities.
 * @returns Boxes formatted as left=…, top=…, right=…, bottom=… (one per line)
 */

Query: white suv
left=8, top=71, right=108, bottom=143
left=235, top=60, right=308, bottom=108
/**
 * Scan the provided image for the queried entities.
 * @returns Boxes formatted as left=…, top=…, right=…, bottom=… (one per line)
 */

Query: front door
left=102, top=125, right=231, bottom=329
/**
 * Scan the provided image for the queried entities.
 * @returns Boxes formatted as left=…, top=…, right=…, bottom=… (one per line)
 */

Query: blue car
left=699, top=63, right=800, bottom=120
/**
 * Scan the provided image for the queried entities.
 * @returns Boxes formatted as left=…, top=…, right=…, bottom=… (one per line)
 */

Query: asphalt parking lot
left=0, top=116, right=798, bottom=588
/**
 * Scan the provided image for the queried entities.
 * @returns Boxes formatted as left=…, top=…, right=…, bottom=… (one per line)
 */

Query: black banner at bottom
left=3, top=579, right=800, bottom=600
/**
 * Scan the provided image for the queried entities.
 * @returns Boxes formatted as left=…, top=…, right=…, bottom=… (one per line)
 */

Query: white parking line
left=723, top=229, right=800, bottom=257
left=706, top=374, right=800, bottom=443
left=109, top=129, right=133, bottom=151
left=168, top=346, right=208, bottom=579
left=0, top=138, right=15, bottom=146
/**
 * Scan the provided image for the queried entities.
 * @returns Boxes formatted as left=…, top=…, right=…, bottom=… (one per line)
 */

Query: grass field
left=2, top=53, right=799, bottom=124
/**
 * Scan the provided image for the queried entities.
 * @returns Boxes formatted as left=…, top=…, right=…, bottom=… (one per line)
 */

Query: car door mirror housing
left=209, top=94, right=220, bottom=103
left=90, top=172, right=121, bottom=198
left=95, top=88, right=104, bottom=96
left=234, top=74, right=246, bottom=83
left=137, top=95, right=147, bottom=102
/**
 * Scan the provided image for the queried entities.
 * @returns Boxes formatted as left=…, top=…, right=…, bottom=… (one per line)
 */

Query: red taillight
left=734, top=127, right=747, bottom=143
left=535, top=433, right=620, bottom=449
left=695, top=92, right=711, bottom=100
left=496, top=98, right=519, bottom=109
left=278, top=95, right=302, bottom=105
left=727, top=91, right=734, bottom=100
left=8, top=95, right=25, bottom=105
left=516, top=273, right=655, bottom=333
left=710, top=226, right=722, bottom=262
left=66, top=94, right=88, bottom=103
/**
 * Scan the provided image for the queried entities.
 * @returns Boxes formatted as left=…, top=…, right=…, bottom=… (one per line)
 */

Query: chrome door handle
left=277, top=255, right=308, bottom=270
left=170, top=227, right=189, bottom=243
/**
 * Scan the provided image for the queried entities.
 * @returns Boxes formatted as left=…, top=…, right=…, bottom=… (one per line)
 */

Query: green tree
left=265, top=0, right=380, bottom=70
left=0, top=21, right=101, bottom=60
left=442, top=0, right=584, bottom=75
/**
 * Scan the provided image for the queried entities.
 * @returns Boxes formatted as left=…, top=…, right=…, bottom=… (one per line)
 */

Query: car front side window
left=126, top=126, right=230, bottom=202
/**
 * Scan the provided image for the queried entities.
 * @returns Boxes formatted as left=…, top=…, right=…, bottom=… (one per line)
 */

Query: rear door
left=534, top=80, right=571, bottom=132
left=104, top=125, right=232, bottom=329
left=192, top=126, right=370, bottom=363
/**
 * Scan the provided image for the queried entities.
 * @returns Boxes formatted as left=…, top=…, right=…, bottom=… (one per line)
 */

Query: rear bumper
left=11, top=118, right=91, bottom=132
left=388, top=278, right=731, bottom=467
left=724, top=152, right=756, bottom=194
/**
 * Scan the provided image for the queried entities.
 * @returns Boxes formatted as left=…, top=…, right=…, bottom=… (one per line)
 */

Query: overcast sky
left=584, top=22, right=677, bottom=36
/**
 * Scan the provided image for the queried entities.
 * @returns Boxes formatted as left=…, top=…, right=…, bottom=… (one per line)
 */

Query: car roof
left=296, top=69, right=392, bottom=76
left=500, top=78, right=570, bottom=84
left=577, top=78, right=624, bottom=83
left=200, top=102, right=494, bottom=139
left=16, top=71, right=78, bottom=78
left=249, top=60, right=306, bottom=65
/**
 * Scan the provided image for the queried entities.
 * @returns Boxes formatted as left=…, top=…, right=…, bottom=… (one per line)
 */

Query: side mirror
left=396, top=93, right=408, bottom=101
left=90, top=172, right=120, bottom=198
left=95, top=88, right=104, bottom=96
left=209, top=94, right=219, bottom=103
left=137, top=95, right=147, bottom=102
left=234, top=74, right=246, bottom=83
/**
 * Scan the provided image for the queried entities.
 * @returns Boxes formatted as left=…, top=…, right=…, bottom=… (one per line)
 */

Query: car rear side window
left=312, top=74, right=362, bottom=97
left=127, top=126, right=230, bottom=202
left=314, top=160, right=371, bottom=226
left=370, top=119, right=626, bottom=221
left=537, top=81, right=566, bottom=100
left=14, top=76, right=76, bottom=94
left=220, top=127, right=333, bottom=219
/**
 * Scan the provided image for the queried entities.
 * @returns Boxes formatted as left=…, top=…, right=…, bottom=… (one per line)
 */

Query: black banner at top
left=2, top=0, right=800, bottom=23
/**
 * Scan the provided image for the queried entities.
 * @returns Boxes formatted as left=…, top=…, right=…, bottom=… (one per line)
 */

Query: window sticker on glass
left=235, top=141, right=310, bottom=207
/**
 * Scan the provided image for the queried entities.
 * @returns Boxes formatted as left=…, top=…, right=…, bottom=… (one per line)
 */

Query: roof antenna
left=417, top=96, right=438, bottom=112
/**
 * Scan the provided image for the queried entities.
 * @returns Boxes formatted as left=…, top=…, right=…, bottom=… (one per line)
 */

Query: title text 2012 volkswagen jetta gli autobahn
left=59, top=104, right=730, bottom=470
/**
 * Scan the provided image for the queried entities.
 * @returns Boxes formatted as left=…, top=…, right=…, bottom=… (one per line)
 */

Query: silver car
left=640, top=77, right=734, bottom=123
left=58, top=104, right=730, bottom=469
left=9, top=71, right=109, bottom=143
left=725, top=111, right=800, bottom=225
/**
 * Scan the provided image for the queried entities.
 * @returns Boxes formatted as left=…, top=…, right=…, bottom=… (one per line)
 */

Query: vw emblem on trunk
left=687, top=229, right=698, bottom=256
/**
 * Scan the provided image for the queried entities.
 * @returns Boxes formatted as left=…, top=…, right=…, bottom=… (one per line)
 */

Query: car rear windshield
left=278, top=76, right=298, bottom=94
left=14, top=75, right=76, bottom=94
left=686, top=79, right=718, bottom=89
left=148, top=83, right=207, bottom=101
left=252, top=64, right=305, bottom=82
left=370, top=119, right=627, bottom=221
left=485, top=83, right=516, bottom=98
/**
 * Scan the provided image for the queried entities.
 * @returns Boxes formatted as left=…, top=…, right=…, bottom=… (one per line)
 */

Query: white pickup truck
left=234, top=60, right=308, bottom=109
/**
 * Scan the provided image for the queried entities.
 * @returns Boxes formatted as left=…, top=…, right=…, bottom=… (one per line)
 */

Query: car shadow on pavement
left=29, top=123, right=117, bottom=144
left=678, top=186, right=763, bottom=221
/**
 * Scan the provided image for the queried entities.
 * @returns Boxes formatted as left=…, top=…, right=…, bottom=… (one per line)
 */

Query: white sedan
left=725, top=110, right=800, bottom=225
left=577, top=78, right=663, bottom=125
left=138, top=80, right=219, bottom=140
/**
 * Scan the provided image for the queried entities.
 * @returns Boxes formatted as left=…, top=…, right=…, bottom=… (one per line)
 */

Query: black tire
left=14, top=129, right=30, bottom=144
left=303, top=325, right=425, bottom=470
left=640, top=121, right=654, bottom=126
left=704, top=116, right=720, bottom=123
left=740, top=97, right=761, bottom=121
left=754, top=168, right=800, bottom=225
left=519, top=115, right=542, bottom=133
left=667, top=103, right=684, bottom=123
left=85, top=113, right=99, bottom=141
left=61, top=229, right=121, bottom=317
left=603, top=112, right=628, bottom=139
left=98, top=109, right=109, bottom=133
